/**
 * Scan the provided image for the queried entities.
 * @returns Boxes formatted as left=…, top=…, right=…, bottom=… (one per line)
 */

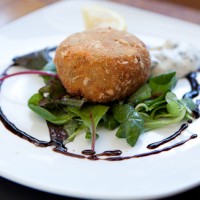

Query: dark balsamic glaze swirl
left=147, top=123, right=188, bottom=149
left=105, top=134, right=197, bottom=161
left=183, top=72, right=200, bottom=99
left=0, top=107, right=198, bottom=161
left=0, top=108, right=51, bottom=147
left=0, top=68, right=199, bottom=161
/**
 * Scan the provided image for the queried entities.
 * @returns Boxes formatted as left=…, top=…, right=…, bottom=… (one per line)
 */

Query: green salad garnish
left=11, top=48, right=198, bottom=147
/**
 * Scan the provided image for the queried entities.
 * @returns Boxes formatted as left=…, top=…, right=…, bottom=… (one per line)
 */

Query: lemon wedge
left=82, top=5, right=127, bottom=31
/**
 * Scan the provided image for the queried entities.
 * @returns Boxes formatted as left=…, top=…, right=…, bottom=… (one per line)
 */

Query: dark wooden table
left=0, top=0, right=200, bottom=200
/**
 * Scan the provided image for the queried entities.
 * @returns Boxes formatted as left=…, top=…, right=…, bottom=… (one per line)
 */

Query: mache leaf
left=149, top=71, right=177, bottom=96
left=113, top=104, right=144, bottom=147
left=127, top=84, right=152, bottom=106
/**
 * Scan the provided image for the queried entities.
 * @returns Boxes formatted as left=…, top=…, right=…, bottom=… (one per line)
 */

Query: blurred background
left=0, top=0, right=200, bottom=27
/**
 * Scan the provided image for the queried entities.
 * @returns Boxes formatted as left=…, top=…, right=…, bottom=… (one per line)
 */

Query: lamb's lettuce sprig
left=127, top=71, right=197, bottom=132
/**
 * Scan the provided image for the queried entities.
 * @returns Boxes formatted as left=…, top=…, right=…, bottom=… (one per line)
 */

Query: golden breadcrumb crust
left=54, top=28, right=151, bottom=102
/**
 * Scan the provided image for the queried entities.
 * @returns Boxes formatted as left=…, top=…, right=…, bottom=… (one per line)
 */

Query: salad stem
left=0, top=70, right=58, bottom=81
left=90, top=112, right=96, bottom=152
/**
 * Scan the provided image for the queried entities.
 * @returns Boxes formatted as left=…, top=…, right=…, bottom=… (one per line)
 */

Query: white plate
left=0, top=0, right=200, bottom=199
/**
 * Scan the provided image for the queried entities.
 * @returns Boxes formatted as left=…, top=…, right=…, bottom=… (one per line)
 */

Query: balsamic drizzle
left=0, top=68, right=200, bottom=161
left=0, top=108, right=51, bottom=147
left=0, top=106, right=198, bottom=161
left=82, top=149, right=96, bottom=155
left=183, top=72, right=200, bottom=99
left=105, top=134, right=197, bottom=161
left=147, top=123, right=188, bottom=149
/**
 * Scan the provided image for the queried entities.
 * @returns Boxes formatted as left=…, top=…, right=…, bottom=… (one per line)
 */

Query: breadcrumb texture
left=54, top=28, right=151, bottom=102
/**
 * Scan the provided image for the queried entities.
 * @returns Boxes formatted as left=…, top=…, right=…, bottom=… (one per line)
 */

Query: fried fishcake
left=54, top=28, right=151, bottom=102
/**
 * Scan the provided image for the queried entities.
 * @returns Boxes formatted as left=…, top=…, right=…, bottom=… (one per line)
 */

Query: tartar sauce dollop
left=150, top=41, right=200, bottom=78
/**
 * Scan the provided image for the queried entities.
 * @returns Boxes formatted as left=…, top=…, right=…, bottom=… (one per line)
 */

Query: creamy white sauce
left=149, top=41, right=200, bottom=78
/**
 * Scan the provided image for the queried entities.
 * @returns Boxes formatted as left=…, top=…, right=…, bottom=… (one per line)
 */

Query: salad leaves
left=28, top=71, right=197, bottom=146
left=13, top=48, right=198, bottom=147
left=13, top=48, right=53, bottom=70
left=128, top=72, right=197, bottom=132
left=149, top=71, right=177, bottom=96
left=28, top=93, right=75, bottom=125
left=113, top=104, right=144, bottom=146
left=69, top=105, right=109, bottom=130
